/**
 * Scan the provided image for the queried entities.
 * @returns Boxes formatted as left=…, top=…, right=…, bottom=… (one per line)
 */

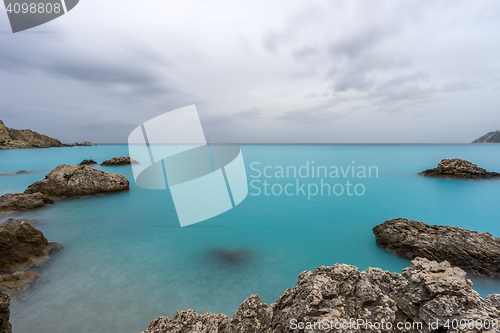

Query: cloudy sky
left=0, top=0, right=499, bottom=143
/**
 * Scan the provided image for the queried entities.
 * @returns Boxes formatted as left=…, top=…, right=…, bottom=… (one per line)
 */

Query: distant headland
left=0, top=120, right=91, bottom=149
left=472, top=130, right=500, bottom=143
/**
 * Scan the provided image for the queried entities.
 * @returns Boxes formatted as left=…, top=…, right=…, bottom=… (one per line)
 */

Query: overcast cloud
left=0, top=0, right=498, bottom=143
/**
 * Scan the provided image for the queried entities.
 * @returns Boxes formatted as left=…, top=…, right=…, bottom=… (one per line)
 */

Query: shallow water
left=1, top=145, right=499, bottom=333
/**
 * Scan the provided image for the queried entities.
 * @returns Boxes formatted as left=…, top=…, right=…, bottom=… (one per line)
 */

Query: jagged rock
left=143, top=258, right=500, bottom=333
left=24, top=164, right=129, bottom=197
left=373, top=218, right=500, bottom=276
left=0, top=219, right=62, bottom=273
left=0, top=271, right=38, bottom=296
left=0, top=292, right=11, bottom=333
left=0, top=193, right=54, bottom=215
left=78, top=159, right=97, bottom=165
left=472, top=130, right=500, bottom=143
left=420, top=158, right=500, bottom=179
left=0, top=120, right=62, bottom=149
left=101, top=156, right=138, bottom=166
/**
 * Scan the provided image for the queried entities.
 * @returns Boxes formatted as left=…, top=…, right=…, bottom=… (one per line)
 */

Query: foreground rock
left=143, top=258, right=499, bottom=333
left=373, top=218, right=500, bottom=276
left=420, top=158, right=500, bottom=179
left=101, top=156, right=138, bottom=166
left=0, top=120, right=62, bottom=149
left=79, top=159, right=97, bottom=165
left=0, top=219, right=62, bottom=273
left=0, top=293, right=11, bottom=333
left=24, top=164, right=129, bottom=197
left=0, top=193, right=54, bottom=215
left=472, top=130, right=500, bottom=143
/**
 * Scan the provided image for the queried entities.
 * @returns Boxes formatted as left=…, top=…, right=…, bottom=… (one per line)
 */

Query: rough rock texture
left=0, top=218, right=62, bottom=273
left=472, top=130, right=500, bottom=143
left=420, top=158, right=500, bottom=179
left=0, top=120, right=62, bottom=149
left=79, top=141, right=91, bottom=146
left=143, top=258, right=499, bottom=333
left=0, top=271, right=38, bottom=296
left=0, top=193, right=54, bottom=215
left=101, top=156, right=138, bottom=166
left=373, top=218, right=500, bottom=276
left=79, top=159, right=97, bottom=165
left=24, top=164, right=129, bottom=197
left=0, top=292, right=11, bottom=333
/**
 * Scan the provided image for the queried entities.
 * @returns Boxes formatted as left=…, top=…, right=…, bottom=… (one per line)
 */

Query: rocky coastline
left=142, top=257, right=500, bottom=333
left=373, top=218, right=500, bottom=276
left=420, top=158, right=500, bottom=179
left=0, top=218, right=62, bottom=297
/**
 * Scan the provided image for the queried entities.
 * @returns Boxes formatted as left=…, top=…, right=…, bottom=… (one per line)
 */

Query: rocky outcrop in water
left=472, top=130, right=500, bottom=143
left=0, top=218, right=61, bottom=273
left=24, top=164, right=129, bottom=197
left=72, top=141, right=92, bottom=147
left=373, top=218, right=500, bottom=276
left=79, top=159, right=97, bottom=165
left=420, top=158, right=500, bottom=179
left=0, top=193, right=54, bottom=215
left=101, top=156, right=138, bottom=166
left=0, top=292, right=11, bottom=333
left=0, top=120, right=62, bottom=149
left=142, top=258, right=500, bottom=333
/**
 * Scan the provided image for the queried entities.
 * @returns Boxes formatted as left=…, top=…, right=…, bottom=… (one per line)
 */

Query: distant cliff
left=0, top=120, right=63, bottom=149
left=472, top=130, right=500, bottom=143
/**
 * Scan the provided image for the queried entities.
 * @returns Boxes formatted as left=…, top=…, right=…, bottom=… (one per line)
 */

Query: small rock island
left=420, top=158, right=500, bottom=179
left=373, top=218, right=500, bottom=276
left=472, top=130, right=500, bottom=143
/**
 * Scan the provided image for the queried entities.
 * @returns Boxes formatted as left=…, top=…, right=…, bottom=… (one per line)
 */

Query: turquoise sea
left=1, top=145, right=499, bottom=333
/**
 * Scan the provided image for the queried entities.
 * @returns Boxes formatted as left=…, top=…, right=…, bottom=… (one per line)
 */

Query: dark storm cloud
left=0, top=34, right=175, bottom=97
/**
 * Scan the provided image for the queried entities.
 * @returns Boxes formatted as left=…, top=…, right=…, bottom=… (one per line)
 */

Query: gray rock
left=101, top=156, right=138, bottom=166
left=142, top=258, right=500, bottom=333
left=0, top=193, right=54, bottom=215
left=24, top=164, right=129, bottom=197
left=373, top=218, right=500, bottom=276
left=0, top=292, right=11, bottom=333
left=420, top=158, right=500, bottom=179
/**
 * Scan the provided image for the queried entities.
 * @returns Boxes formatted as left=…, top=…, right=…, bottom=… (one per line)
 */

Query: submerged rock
left=0, top=193, right=54, bottom=215
left=0, top=272, right=38, bottom=296
left=0, top=218, right=62, bottom=273
left=15, top=170, right=27, bottom=175
left=209, top=248, right=248, bottom=265
left=101, top=156, right=138, bottom=166
left=420, top=158, right=500, bottom=179
left=78, top=159, right=97, bottom=165
left=373, top=218, right=500, bottom=276
left=142, top=258, right=500, bottom=333
left=24, top=164, right=129, bottom=197
left=0, top=292, right=11, bottom=333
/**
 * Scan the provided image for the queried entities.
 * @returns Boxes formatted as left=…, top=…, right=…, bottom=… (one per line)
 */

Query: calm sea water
left=1, top=145, right=499, bottom=333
